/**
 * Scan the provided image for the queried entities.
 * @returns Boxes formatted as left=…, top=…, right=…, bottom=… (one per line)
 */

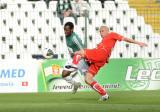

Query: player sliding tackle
left=71, top=26, right=148, bottom=101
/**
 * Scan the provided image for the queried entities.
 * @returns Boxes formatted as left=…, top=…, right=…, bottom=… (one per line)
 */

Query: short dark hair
left=64, top=22, right=74, bottom=29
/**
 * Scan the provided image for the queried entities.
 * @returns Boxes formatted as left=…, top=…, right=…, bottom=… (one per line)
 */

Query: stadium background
left=0, top=0, right=160, bottom=112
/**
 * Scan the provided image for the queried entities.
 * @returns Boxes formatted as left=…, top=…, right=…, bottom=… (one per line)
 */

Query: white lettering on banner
left=125, top=66, right=160, bottom=81
left=0, top=69, right=25, bottom=78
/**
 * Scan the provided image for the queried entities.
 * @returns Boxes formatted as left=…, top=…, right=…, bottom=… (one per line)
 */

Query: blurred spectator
left=56, top=0, right=76, bottom=24
left=72, top=0, right=90, bottom=18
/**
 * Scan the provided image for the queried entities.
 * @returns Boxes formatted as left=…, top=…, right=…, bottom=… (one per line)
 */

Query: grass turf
left=0, top=90, right=160, bottom=112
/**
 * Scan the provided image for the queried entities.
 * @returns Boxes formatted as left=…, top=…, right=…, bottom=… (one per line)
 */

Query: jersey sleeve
left=112, top=32, right=123, bottom=41
left=72, top=35, right=84, bottom=50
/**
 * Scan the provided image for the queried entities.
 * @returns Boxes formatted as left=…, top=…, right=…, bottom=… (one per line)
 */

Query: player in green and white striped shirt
left=62, top=22, right=88, bottom=93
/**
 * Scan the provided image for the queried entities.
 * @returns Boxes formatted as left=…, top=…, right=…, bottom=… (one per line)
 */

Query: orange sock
left=72, top=54, right=81, bottom=65
left=90, top=81, right=106, bottom=96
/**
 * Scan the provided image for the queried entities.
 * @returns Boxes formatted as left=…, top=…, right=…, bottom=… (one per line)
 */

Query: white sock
left=102, top=94, right=109, bottom=98
left=64, top=76, right=76, bottom=85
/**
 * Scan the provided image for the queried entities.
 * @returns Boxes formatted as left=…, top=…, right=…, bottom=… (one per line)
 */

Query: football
left=42, top=48, right=54, bottom=59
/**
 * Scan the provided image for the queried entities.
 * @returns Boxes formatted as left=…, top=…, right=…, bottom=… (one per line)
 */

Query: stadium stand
left=0, top=0, right=159, bottom=60
left=129, top=0, right=160, bottom=33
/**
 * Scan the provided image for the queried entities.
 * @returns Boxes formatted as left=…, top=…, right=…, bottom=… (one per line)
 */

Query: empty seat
left=104, top=1, right=116, bottom=11
left=77, top=17, right=89, bottom=31
left=34, top=1, right=47, bottom=11
left=126, top=8, right=137, bottom=18
left=63, top=17, right=76, bottom=26
left=90, top=1, right=102, bottom=11
left=0, top=1, right=160, bottom=60
left=21, top=2, right=34, bottom=11
left=116, top=1, right=130, bottom=10
left=49, top=1, right=57, bottom=11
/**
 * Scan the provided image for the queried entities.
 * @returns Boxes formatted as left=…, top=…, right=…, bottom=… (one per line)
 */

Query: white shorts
left=63, top=58, right=88, bottom=74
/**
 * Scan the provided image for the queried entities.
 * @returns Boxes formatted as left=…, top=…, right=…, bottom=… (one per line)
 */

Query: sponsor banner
left=38, top=58, right=160, bottom=92
left=0, top=60, right=37, bottom=93
left=38, top=59, right=65, bottom=92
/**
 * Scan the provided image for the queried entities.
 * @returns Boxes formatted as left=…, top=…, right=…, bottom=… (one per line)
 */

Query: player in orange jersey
left=71, top=26, right=148, bottom=101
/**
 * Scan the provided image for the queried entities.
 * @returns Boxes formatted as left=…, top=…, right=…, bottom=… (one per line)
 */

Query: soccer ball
left=42, top=48, right=54, bottom=59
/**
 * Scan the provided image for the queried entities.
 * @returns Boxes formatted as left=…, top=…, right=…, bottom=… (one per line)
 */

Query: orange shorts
left=84, top=48, right=110, bottom=76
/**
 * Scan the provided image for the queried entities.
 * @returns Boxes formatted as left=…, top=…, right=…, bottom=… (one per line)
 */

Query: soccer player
left=71, top=26, right=148, bottom=101
left=62, top=22, right=88, bottom=93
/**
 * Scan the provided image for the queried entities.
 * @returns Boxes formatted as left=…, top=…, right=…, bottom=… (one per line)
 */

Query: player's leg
left=84, top=64, right=109, bottom=101
left=71, top=58, right=89, bottom=94
left=62, top=70, right=73, bottom=83
left=72, top=50, right=84, bottom=66
left=62, top=70, right=81, bottom=94
left=72, top=48, right=108, bottom=66
left=84, top=72, right=109, bottom=101
left=63, top=60, right=81, bottom=94
left=77, top=58, right=89, bottom=73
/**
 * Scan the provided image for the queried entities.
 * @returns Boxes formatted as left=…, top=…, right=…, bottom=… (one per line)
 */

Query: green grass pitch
left=0, top=90, right=160, bottom=112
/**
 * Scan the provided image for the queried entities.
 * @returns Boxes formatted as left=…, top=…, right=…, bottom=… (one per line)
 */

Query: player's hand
left=74, top=51, right=81, bottom=55
left=74, top=50, right=85, bottom=57
left=138, top=42, right=148, bottom=47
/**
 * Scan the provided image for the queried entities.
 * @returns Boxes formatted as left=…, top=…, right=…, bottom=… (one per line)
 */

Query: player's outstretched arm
left=122, top=37, right=148, bottom=47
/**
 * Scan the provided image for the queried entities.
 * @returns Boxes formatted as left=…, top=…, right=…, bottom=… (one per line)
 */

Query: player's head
left=64, top=22, right=74, bottom=37
left=99, top=26, right=109, bottom=38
